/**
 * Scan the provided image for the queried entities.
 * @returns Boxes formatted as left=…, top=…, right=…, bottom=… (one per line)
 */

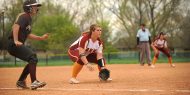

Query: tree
left=78, top=0, right=117, bottom=52
left=103, top=0, right=182, bottom=50
left=0, top=0, right=23, bottom=50
left=179, top=11, right=190, bottom=49
left=31, top=1, right=80, bottom=53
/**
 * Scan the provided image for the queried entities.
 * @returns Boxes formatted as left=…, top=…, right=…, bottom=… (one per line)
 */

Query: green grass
left=0, top=60, right=73, bottom=67
left=0, top=57, right=189, bottom=68
left=108, top=57, right=190, bottom=64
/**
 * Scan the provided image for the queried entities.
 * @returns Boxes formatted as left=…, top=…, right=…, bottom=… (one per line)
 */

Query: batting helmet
left=23, top=0, right=42, bottom=13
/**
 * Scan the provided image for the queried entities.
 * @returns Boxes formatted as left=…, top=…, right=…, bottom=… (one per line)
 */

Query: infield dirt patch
left=0, top=63, right=190, bottom=95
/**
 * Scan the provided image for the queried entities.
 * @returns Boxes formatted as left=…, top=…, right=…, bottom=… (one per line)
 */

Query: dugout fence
left=0, top=50, right=190, bottom=67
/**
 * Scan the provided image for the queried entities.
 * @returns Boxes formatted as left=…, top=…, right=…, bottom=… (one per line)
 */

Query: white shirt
left=70, top=34, right=103, bottom=55
left=154, top=39, right=167, bottom=48
left=136, top=28, right=151, bottom=41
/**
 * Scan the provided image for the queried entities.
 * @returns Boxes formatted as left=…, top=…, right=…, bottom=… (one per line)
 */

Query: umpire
left=7, top=0, right=48, bottom=90
left=136, top=24, right=152, bottom=66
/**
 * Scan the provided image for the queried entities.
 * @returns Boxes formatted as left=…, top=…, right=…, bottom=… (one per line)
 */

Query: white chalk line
left=0, top=88, right=190, bottom=93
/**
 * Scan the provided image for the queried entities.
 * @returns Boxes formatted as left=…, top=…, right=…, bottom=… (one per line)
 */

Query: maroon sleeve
left=79, top=35, right=89, bottom=49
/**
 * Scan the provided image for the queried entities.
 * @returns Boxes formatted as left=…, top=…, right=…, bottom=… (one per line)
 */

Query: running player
left=151, top=32, right=175, bottom=68
left=68, top=24, right=112, bottom=84
left=7, top=0, right=48, bottom=90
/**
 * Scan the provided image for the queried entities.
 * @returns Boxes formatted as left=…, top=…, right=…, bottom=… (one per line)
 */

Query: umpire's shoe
left=16, top=81, right=29, bottom=89
left=30, top=80, right=46, bottom=90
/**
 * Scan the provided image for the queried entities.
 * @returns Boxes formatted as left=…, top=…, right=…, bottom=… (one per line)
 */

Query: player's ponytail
left=82, top=31, right=90, bottom=36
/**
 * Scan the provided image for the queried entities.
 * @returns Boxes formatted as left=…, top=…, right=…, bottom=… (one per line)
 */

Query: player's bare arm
left=164, top=41, right=168, bottom=49
left=12, top=24, right=23, bottom=46
left=97, top=53, right=103, bottom=60
left=28, top=33, right=49, bottom=40
left=79, top=47, right=94, bottom=71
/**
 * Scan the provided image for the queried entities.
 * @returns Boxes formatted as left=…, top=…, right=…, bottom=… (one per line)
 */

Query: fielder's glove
left=99, top=69, right=110, bottom=81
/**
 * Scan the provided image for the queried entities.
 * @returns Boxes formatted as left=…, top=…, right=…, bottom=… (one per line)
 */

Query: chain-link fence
left=0, top=50, right=190, bottom=67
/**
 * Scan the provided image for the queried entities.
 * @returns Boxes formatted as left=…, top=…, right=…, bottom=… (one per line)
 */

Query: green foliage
left=0, top=0, right=23, bottom=50
left=180, top=12, right=190, bottom=49
left=97, top=21, right=118, bottom=52
left=1, top=0, right=188, bottom=53
left=31, top=15, right=80, bottom=52
left=28, top=0, right=80, bottom=53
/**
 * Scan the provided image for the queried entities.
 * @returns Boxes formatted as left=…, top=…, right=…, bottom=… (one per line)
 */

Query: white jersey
left=69, top=34, right=103, bottom=55
left=154, top=39, right=167, bottom=48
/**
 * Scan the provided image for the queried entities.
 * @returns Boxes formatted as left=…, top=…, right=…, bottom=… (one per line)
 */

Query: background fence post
left=46, top=53, right=48, bottom=66
left=108, top=52, right=110, bottom=64
left=14, top=57, right=16, bottom=66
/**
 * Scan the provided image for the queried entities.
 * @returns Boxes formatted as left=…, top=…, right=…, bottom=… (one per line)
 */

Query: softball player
left=7, top=0, right=48, bottom=90
left=68, top=24, right=112, bottom=84
left=151, top=32, right=175, bottom=68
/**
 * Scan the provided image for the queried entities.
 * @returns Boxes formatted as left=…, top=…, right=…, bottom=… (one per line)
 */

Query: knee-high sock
left=152, top=56, right=157, bottom=65
left=72, top=62, right=83, bottom=78
left=29, top=63, right=37, bottom=83
left=18, top=64, right=29, bottom=81
left=168, top=57, right=172, bottom=65
left=98, top=66, right=101, bottom=71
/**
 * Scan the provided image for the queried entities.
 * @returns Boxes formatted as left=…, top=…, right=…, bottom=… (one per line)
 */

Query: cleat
left=107, top=78, right=112, bottom=81
left=100, top=77, right=112, bottom=82
left=69, top=78, right=80, bottom=84
left=16, top=81, right=29, bottom=89
left=171, top=64, right=175, bottom=68
left=140, top=63, right=145, bottom=66
left=148, top=63, right=152, bottom=66
left=150, top=65, right=155, bottom=68
left=30, top=80, right=46, bottom=90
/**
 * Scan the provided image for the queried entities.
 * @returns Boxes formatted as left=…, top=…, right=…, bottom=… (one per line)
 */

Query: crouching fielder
left=151, top=32, right=175, bottom=68
left=68, top=24, right=112, bottom=84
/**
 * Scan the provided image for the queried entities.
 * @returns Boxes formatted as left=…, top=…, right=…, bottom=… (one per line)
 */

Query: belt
left=140, top=41, right=149, bottom=43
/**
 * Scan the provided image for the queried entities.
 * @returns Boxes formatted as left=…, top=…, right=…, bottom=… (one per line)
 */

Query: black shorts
left=7, top=41, right=36, bottom=62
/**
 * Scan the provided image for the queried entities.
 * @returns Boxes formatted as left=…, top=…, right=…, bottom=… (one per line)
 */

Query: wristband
left=79, top=53, right=86, bottom=58
left=84, top=63, right=89, bottom=65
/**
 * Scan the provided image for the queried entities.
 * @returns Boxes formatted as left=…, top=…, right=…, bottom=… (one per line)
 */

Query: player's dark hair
left=82, top=24, right=100, bottom=36
left=153, top=32, right=166, bottom=42
left=89, top=24, right=100, bottom=36
left=158, top=32, right=165, bottom=39
left=140, top=23, right=145, bottom=27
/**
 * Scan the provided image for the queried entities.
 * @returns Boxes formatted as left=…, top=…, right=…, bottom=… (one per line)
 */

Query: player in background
left=151, top=32, right=175, bottom=68
left=7, top=0, right=48, bottom=90
left=68, top=24, right=112, bottom=84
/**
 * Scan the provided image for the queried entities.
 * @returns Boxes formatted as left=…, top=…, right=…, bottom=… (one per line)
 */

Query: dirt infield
left=0, top=63, right=190, bottom=95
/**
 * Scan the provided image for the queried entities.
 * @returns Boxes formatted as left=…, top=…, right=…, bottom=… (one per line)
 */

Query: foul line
left=0, top=88, right=190, bottom=93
